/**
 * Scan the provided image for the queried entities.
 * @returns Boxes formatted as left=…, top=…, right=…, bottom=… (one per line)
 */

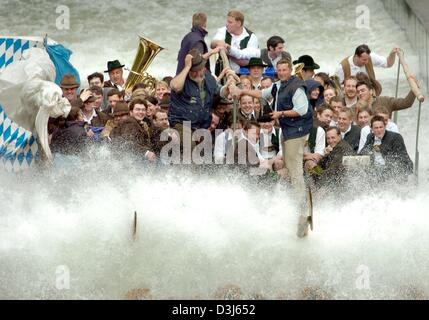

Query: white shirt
left=261, top=80, right=280, bottom=111
left=252, top=78, right=262, bottom=90
left=214, top=130, right=233, bottom=163
left=345, top=97, right=358, bottom=109
left=340, top=125, right=352, bottom=140
left=82, top=109, right=97, bottom=124
left=107, top=80, right=124, bottom=91
left=357, top=121, right=399, bottom=153
left=373, top=137, right=385, bottom=166
left=259, top=128, right=283, bottom=159
left=335, top=53, right=388, bottom=83
left=268, top=54, right=282, bottom=71
left=261, top=84, right=308, bottom=115
left=212, top=26, right=259, bottom=73
left=240, top=109, right=257, bottom=120
left=241, top=133, right=264, bottom=161
left=304, top=127, right=326, bottom=156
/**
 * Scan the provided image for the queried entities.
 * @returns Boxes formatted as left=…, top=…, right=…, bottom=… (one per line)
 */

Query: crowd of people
left=49, top=10, right=417, bottom=235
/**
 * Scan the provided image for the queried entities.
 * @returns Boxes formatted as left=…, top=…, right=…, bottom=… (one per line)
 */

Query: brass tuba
left=124, top=35, right=164, bottom=93
left=292, top=62, right=305, bottom=80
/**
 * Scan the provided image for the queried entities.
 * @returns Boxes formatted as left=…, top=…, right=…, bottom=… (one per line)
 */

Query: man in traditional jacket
left=356, top=80, right=416, bottom=118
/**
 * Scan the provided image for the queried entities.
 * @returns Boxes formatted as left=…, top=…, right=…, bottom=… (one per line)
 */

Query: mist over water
left=1, top=0, right=428, bottom=299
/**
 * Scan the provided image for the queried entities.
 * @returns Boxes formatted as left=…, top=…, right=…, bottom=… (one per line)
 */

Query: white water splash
left=1, top=0, right=428, bottom=299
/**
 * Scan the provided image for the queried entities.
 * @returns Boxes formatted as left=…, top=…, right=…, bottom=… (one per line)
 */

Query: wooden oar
left=397, top=49, right=425, bottom=103
left=307, top=184, right=314, bottom=231
left=133, top=211, right=137, bottom=240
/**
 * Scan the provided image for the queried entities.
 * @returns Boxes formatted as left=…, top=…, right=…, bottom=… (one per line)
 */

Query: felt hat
left=60, top=74, right=80, bottom=89
left=105, top=60, right=125, bottom=73
left=293, top=55, right=320, bottom=70
left=188, top=49, right=206, bottom=72
left=244, top=57, right=268, bottom=68
left=112, top=101, right=129, bottom=116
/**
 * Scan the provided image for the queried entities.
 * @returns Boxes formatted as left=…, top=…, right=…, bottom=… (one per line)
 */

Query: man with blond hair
left=176, top=13, right=223, bottom=74
left=337, top=107, right=361, bottom=153
left=343, top=75, right=358, bottom=108
left=211, top=10, right=259, bottom=74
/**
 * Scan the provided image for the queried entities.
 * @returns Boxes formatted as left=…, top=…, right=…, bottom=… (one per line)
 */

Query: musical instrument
left=124, top=35, right=164, bottom=93
left=292, top=62, right=305, bottom=80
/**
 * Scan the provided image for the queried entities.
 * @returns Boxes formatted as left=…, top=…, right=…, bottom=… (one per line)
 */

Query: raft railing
left=382, top=0, right=429, bottom=93
left=382, top=0, right=427, bottom=181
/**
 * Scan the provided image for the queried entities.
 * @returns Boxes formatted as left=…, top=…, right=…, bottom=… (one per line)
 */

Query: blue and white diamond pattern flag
left=0, top=36, right=45, bottom=71
left=0, top=104, right=39, bottom=172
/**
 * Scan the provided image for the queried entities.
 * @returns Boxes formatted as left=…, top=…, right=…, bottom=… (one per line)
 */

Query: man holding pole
left=396, top=48, right=425, bottom=180
left=169, top=49, right=237, bottom=156
left=230, top=58, right=314, bottom=238
left=335, top=44, right=400, bottom=95
left=211, top=10, right=260, bottom=75
left=356, top=80, right=416, bottom=118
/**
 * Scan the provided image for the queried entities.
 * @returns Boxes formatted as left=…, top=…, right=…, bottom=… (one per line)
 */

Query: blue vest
left=276, top=76, right=313, bottom=140
left=169, top=70, right=217, bottom=130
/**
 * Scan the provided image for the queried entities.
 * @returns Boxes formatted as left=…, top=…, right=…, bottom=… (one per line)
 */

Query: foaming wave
left=1, top=0, right=428, bottom=300
left=0, top=154, right=428, bottom=299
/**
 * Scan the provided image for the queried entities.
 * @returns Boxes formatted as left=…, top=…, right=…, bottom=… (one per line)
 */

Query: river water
left=0, top=0, right=428, bottom=299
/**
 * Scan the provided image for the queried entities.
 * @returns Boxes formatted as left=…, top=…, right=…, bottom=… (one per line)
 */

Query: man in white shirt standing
left=335, top=44, right=400, bottom=95
left=211, top=10, right=259, bottom=74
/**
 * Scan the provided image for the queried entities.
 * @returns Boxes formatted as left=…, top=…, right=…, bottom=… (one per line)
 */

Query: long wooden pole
left=397, top=49, right=425, bottom=103
left=219, top=49, right=239, bottom=131
left=415, top=101, right=422, bottom=182
left=397, top=50, right=425, bottom=181
left=393, top=60, right=401, bottom=123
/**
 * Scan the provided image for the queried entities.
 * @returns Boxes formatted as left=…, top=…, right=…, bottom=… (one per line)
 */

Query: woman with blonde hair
left=155, top=80, right=170, bottom=101
left=239, top=75, right=253, bottom=90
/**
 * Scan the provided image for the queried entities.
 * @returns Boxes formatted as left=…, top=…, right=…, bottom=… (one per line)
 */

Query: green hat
left=244, top=57, right=268, bottom=68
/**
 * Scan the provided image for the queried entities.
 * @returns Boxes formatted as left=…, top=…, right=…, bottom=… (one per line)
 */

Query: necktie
left=271, top=84, right=278, bottom=111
